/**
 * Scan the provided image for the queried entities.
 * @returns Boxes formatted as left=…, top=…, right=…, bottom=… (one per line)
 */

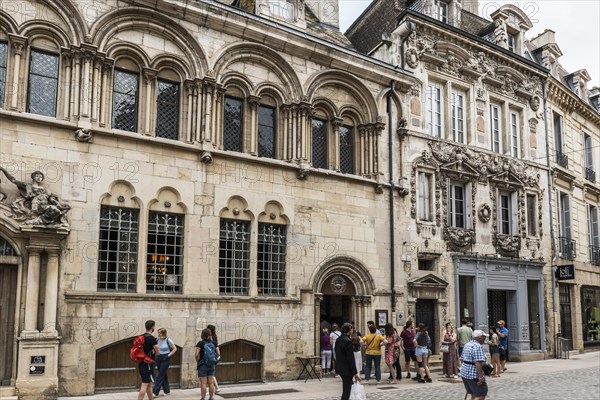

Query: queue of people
left=135, top=320, right=221, bottom=400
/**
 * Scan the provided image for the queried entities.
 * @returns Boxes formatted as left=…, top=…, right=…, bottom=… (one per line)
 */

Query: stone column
left=8, top=34, right=27, bottom=111
left=43, top=250, right=60, bottom=335
left=330, top=117, right=343, bottom=171
left=248, top=95, right=261, bottom=155
left=184, top=80, right=195, bottom=142
left=358, top=125, right=367, bottom=176
left=79, top=45, right=97, bottom=119
left=71, top=50, right=81, bottom=120
left=23, top=248, right=41, bottom=333
left=99, top=59, right=113, bottom=127
left=299, top=101, right=312, bottom=161
left=374, top=121, right=385, bottom=176
left=314, top=294, right=323, bottom=356
left=91, top=55, right=103, bottom=122
left=214, top=87, right=226, bottom=149
left=280, top=105, right=290, bottom=160
left=201, top=78, right=217, bottom=144
left=142, top=68, right=158, bottom=135
left=61, top=50, right=72, bottom=119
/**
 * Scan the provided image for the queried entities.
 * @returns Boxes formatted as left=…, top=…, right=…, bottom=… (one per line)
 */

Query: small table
left=296, top=356, right=321, bottom=382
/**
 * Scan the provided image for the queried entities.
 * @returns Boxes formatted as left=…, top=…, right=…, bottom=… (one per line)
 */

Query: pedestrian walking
left=137, top=320, right=160, bottom=400
left=497, top=320, right=509, bottom=372
left=489, top=327, right=501, bottom=377
left=335, top=323, right=361, bottom=400
left=207, top=325, right=222, bottom=393
left=414, top=323, right=432, bottom=383
left=321, top=328, right=333, bottom=374
left=195, top=328, right=217, bottom=400
left=441, top=322, right=459, bottom=378
left=152, top=328, right=177, bottom=397
left=360, top=324, right=385, bottom=383
left=400, top=320, right=417, bottom=379
left=457, top=318, right=473, bottom=368
left=330, top=324, right=342, bottom=376
left=383, top=323, right=399, bottom=384
left=460, top=330, right=489, bottom=400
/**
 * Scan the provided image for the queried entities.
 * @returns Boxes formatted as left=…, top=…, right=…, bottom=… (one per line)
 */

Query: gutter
left=542, top=78, right=558, bottom=340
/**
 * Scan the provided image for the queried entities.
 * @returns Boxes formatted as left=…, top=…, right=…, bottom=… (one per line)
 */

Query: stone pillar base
left=16, top=336, right=60, bottom=400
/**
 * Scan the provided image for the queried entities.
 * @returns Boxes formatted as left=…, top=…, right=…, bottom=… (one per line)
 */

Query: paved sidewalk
left=52, top=351, right=599, bottom=400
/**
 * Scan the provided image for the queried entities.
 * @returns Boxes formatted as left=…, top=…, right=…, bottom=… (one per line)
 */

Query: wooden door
left=416, top=299, right=436, bottom=354
left=0, top=264, right=17, bottom=385
left=95, top=338, right=182, bottom=392
left=217, top=340, right=263, bottom=384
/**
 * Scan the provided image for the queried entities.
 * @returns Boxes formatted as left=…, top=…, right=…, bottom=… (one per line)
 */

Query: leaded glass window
left=0, top=236, right=15, bottom=256
left=0, top=42, right=7, bottom=108
left=146, top=212, right=184, bottom=293
left=112, top=69, right=139, bottom=132
left=155, top=80, right=179, bottom=140
left=224, top=97, right=243, bottom=152
left=27, top=50, right=59, bottom=117
left=339, top=125, right=354, bottom=174
left=258, top=223, right=287, bottom=296
left=219, top=219, right=250, bottom=295
left=312, top=118, right=327, bottom=169
left=98, top=206, right=139, bottom=292
left=258, top=105, right=276, bottom=158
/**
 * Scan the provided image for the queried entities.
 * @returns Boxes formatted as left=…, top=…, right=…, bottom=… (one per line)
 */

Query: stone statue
left=0, top=168, right=70, bottom=228
left=494, top=19, right=508, bottom=48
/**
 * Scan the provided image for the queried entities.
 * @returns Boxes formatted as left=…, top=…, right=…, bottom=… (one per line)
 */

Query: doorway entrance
left=488, top=290, right=507, bottom=328
left=415, top=299, right=436, bottom=354
left=321, top=295, right=353, bottom=327
left=559, top=284, right=573, bottom=350
left=218, top=340, right=263, bottom=384
left=0, top=264, right=17, bottom=386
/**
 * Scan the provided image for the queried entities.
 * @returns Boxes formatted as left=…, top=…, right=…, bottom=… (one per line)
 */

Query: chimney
left=305, top=0, right=340, bottom=29
left=463, top=0, right=479, bottom=15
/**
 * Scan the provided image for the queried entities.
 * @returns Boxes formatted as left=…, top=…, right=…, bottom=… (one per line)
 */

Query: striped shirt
left=459, top=339, right=486, bottom=380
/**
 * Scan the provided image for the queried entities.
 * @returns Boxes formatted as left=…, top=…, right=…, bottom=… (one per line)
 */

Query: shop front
left=454, top=255, right=546, bottom=361
left=581, top=285, right=600, bottom=350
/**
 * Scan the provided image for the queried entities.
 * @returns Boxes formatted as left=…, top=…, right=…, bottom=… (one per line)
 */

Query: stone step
left=0, top=386, right=16, bottom=397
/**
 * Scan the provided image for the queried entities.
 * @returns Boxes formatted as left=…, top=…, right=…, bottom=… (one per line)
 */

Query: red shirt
left=400, top=328, right=416, bottom=350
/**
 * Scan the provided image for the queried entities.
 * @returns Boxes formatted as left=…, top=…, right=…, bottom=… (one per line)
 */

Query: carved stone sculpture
left=444, top=228, right=476, bottom=252
left=0, top=168, right=70, bottom=228
left=494, top=19, right=508, bottom=48
left=478, top=204, right=492, bottom=223
left=75, top=128, right=93, bottom=143
left=495, top=234, right=521, bottom=257
left=200, top=151, right=213, bottom=164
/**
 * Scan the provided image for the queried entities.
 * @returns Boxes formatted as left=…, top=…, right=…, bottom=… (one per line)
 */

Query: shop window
left=257, top=223, right=287, bottom=296
left=112, top=69, right=139, bottom=132
left=146, top=212, right=184, bottom=293
left=581, top=286, right=600, bottom=344
left=27, top=49, right=59, bottom=117
left=155, top=79, right=180, bottom=140
left=219, top=219, right=250, bottom=295
left=98, top=206, right=139, bottom=292
left=458, top=275, right=475, bottom=325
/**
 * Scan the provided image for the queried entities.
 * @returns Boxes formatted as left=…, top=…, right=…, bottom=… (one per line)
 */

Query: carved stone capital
left=142, top=68, right=158, bottom=84
left=247, top=95, right=261, bottom=109
left=8, top=34, right=28, bottom=56
left=79, top=43, right=98, bottom=61
left=330, top=117, right=344, bottom=130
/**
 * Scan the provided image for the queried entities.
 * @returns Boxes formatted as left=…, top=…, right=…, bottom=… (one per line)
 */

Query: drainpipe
left=542, top=78, right=558, bottom=344
left=398, top=19, right=416, bottom=69
left=388, top=80, right=397, bottom=312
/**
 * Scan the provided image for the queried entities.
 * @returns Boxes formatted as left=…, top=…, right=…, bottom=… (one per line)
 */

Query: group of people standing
left=136, top=320, right=222, bottom=400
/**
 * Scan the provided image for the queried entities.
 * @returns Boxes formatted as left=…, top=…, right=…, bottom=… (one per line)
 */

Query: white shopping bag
left=349, top=382, right=366, bottom=400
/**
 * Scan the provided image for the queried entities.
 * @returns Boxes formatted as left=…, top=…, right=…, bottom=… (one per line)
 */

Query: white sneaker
left=215, top=387, right=221, bottom=393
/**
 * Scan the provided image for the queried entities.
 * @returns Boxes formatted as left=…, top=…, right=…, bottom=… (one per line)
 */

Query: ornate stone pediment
left=408, top=273, right=448, bottom=288
left=407, top=273, right=448, bottom=300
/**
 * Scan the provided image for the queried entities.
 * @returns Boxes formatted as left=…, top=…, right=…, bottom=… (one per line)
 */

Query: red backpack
left=130, top=335, right=154, bottom=364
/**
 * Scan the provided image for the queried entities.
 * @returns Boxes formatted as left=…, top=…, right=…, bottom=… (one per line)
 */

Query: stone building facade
left=0, top=0, right=417, bottom=398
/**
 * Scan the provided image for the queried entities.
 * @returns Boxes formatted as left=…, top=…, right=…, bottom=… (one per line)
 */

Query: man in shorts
left=460, top=330, right=488, bottom=400
left=399, top=321, right=417, bottom=379
left=138, top=320, right=160, bottom=400
left=497, top=320, right=509, bottom=372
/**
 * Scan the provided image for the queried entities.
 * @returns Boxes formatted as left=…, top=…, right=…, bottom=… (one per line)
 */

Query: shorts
left=404, top=349, right=417, bottom=362
left=490, top=346, right=500, bottom=355
left=458, top=346, right=465, bottom=357
left=138, top=362, right=154, bottom=383
left=500, top=347, right=508, bottom=361
left=462, top=377, right=488, bottom=397
left=197, top=364, right=215, bottom=378
left=415, top=347, right=429, bottom=358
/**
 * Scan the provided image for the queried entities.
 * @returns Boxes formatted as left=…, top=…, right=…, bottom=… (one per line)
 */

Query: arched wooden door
left=217, top=340, right=263, bottom=384
left=0, top=237, right=18, bottom=386
left=95, top=338, right=182, bottom=392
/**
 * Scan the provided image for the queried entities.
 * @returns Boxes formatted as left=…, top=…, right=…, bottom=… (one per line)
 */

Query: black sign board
left=556, top=264, right=575, bottom=280
left=29, top=366, right=45, bottom=375
left=31, top=356, right=45, bottom=364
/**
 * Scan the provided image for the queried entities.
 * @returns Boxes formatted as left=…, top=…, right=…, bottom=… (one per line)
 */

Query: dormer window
left=507, top=33, right=516, bottom=52
left=435, top=0, right=448, bottom=23
left=268, top=0, right=294, bottom=21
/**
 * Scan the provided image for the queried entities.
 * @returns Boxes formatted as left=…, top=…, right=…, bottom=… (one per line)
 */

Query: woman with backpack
left=414, top=323, right=432, bottom=383
left=195, top=328, right=218, bottom=400
left=153, top=328, right=177, bottom=397
left=207, top=325, right=221, bottom=393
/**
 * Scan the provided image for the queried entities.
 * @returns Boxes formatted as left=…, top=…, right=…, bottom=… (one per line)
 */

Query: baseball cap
left=473, top=330, right=489, bottom=338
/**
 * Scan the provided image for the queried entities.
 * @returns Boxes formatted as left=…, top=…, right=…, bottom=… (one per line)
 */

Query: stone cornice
left=64, top=291, right=303, bottom=304
left=547, top=77, right=600, bottom=124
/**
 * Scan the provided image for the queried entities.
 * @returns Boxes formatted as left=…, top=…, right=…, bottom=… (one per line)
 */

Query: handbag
left=439, top=343, right=449, bottom=353
left=482, top=363, right=494, bottom=376
left=349, top=382, right=366, bottom=400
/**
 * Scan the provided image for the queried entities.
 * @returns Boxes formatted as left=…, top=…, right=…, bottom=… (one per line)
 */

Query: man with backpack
left=195, top=328, right=218, bottom=400
left=137, top=320, right=160, bottom=400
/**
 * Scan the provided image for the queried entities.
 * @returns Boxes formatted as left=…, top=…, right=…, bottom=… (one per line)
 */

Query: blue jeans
left=153, top=354, right=170, bottom=395
left=364, top=354, right=381, bottom=381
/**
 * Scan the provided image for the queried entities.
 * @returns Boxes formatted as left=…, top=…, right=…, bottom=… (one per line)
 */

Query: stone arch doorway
left=311, top=256, right=375, bottom=351
left=0, top=235, right=20, bottom=386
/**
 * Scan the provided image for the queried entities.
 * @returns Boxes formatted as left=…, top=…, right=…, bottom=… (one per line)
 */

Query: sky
left=338, top=0, right=600, bottom=88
